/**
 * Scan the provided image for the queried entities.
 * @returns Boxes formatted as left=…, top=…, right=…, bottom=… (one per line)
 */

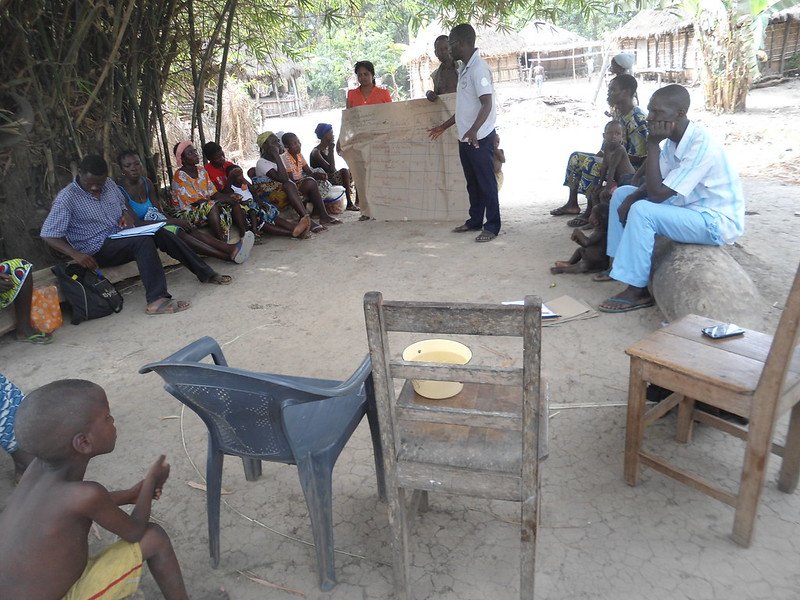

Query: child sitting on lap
left=0, top=379, right=189, bottom=599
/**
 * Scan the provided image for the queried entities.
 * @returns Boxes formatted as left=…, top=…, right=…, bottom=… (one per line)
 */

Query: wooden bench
left=0, top=252, right=179, bottom=336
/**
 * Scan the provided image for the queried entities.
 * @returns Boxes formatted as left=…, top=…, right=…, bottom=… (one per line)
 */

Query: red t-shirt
left=347, top=86, right=392, bottom=108
left=204, top=160, right=233, bottom=191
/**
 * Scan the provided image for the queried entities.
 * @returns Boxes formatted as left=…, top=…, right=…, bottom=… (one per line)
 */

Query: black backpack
left=51, top=263, right=124, bottom=325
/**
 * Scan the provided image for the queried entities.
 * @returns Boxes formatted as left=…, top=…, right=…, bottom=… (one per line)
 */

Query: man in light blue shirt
left=428, top=23, right=500, bottom=242
left=600, top=84, right=745, bottom=313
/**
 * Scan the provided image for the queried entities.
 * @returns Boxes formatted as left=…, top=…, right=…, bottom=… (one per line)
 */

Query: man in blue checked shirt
left=599, top=84, right=745, bottom=313
left=41, top=154, right=230, bottom=315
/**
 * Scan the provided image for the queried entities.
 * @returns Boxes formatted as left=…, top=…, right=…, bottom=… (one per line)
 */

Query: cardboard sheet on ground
left=500, top=295, right=597, bottom=326
left=338, top=94, right=468, bottom=220
left=542, top=295, right=598, bottom=326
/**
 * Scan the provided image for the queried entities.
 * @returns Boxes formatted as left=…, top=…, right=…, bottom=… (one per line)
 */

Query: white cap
left=613, top=53, right=635, bottom=69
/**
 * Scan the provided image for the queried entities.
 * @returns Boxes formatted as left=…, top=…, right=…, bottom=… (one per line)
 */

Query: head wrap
left=613, top=53, right=635, bottom=69
left=174, top=140, right=193, bottom=169
left=315, top=123, right=333, bottom=139
left=256, top=131, right=274, bottom=149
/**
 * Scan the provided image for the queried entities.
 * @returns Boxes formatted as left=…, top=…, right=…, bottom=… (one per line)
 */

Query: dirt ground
left=1, top=76, right=799, bottom=599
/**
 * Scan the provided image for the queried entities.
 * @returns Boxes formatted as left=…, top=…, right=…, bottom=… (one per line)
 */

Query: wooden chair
left=363, top=293, right=546, bottom=600
left=624, top=263, right=800, bottom=546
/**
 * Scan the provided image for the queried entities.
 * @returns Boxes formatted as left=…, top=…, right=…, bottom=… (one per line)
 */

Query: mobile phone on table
left=701, top=323, right=745, bottom=339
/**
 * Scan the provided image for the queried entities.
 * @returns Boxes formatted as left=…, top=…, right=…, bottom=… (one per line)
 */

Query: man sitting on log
left=599, top=84, right=745, bottom=313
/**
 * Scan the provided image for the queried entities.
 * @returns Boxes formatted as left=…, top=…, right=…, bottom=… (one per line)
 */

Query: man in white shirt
left=428, top=23, right=500, bottom=242
left=600, top=84, right=745, bottom=313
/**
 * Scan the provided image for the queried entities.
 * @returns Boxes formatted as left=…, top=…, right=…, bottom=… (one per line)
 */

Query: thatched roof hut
left=611, top=7, right=800, bottom=82
left=610, top=9, right=692, bottom=42
left=403, top=21, right=598, bottom=97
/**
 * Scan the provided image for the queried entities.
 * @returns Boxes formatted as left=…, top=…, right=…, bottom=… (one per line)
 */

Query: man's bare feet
left=553, top=260, right=572, bottom=269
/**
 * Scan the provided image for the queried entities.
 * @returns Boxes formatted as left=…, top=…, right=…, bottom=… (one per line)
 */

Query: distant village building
left=610, top=8, right=800, bottom=83
left=403, top=22, right=600, bottom=98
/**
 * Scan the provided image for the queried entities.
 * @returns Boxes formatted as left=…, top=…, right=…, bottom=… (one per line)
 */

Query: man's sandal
left=146, top=298, right=191, bottom=315
left=475, top=230, right=497, bottom=242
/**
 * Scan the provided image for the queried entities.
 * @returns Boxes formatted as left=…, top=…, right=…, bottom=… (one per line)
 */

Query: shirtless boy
left=0, top=379, right=189, bottom=599
left=551, top=202, right=610, bottom=274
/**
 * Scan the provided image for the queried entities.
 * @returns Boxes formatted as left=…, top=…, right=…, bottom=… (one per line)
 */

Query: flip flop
left=475, top=230, right=497, bottom=242
left=598, top=296, right=655, bottom=313
left=550, top=206, right=581, bottom=216
left=207, top=273, right=233, bottom=285
left=233, top=231, right=255, bottom=264
left=146, top=298, right=191, bottom=315
left=452, top=224, right=478, bottom=233
left=358, top=214, right=372, bottom=222
left=567, top=216, right=590, bottom=228
left=16, top=331, right=53, bottom=345
left=346, top=204, right=360, bottom=211
left=322, top=218, right=343, bottom=225
left=311, top=222, right=326, bottom=232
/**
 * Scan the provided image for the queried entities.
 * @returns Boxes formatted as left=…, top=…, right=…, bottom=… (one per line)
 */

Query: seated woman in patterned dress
left=1, top=258, right=52, bottom=344
left=550, top=74, right=648, bottom=227
left=250, top=132, right=333, bottom=233
left=224, top=164, right=310, bottom=239
left=117, top=149, right=251, bottom=265
left=170, top=141, right=250, bottom=242
left=309, top=123, right=358, bottom=212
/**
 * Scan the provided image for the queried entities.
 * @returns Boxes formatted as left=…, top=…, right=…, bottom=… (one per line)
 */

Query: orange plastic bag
left=30, top=285, right=63, bottom=333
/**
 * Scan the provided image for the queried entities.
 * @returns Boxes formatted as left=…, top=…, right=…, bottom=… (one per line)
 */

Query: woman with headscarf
left=345, top=61, right=392, bottom=109
left=170, top=141, right=249, bottom=242
left=550, top=74, right=648, bottom=227
left=251, top=131, right=337, bottom=232
left=309, top=123, right=358, bottom=212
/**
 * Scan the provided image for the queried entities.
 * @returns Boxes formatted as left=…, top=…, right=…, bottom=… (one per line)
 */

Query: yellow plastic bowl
left=402, top=339, right=472, bottom=400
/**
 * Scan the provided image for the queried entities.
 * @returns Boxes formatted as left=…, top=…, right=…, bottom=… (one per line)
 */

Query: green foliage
left=552, top=9, right=638, bottom=40
left=304, top=23, right=408, bottom=103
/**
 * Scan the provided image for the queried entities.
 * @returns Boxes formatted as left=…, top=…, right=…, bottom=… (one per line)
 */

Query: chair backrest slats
left=396, top=405, right=522, bottom=430
left=381, top=301, right=524, bottom=337
left=389, top=361, right=523, bottom=386
left=757, top=263, right=800, bottom=408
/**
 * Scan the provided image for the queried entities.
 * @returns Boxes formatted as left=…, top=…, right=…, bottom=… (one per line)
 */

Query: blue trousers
left=608, top=185, right=724, bottom=288
left=458, top=130, right=500, bottom=235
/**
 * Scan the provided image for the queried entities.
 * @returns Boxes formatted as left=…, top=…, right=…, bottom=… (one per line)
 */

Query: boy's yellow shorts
left=62, top=540, right=142, bottom=600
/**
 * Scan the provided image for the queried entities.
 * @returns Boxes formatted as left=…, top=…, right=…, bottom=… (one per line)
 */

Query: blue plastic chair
left=139, top=336, right=385, bottom=591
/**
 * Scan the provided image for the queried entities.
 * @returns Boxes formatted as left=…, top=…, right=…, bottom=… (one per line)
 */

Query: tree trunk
left=694, top=5, right=752, bottom=113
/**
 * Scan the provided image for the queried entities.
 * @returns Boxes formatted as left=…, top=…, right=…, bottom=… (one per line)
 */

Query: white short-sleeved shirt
left=255, top=158, right=278, bottom=179
left=455, top=49, right=496, bottom=141
left=660, top=121, right=745, bottom=244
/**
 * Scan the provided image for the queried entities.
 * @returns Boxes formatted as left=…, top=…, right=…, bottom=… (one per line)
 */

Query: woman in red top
left=202, top=142, right=233, bottom=191
left=346, top=61, right=392, bottom=108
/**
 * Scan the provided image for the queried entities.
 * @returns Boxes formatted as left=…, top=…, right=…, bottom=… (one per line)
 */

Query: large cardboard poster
left=338, top=93, right=467, bottom=221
